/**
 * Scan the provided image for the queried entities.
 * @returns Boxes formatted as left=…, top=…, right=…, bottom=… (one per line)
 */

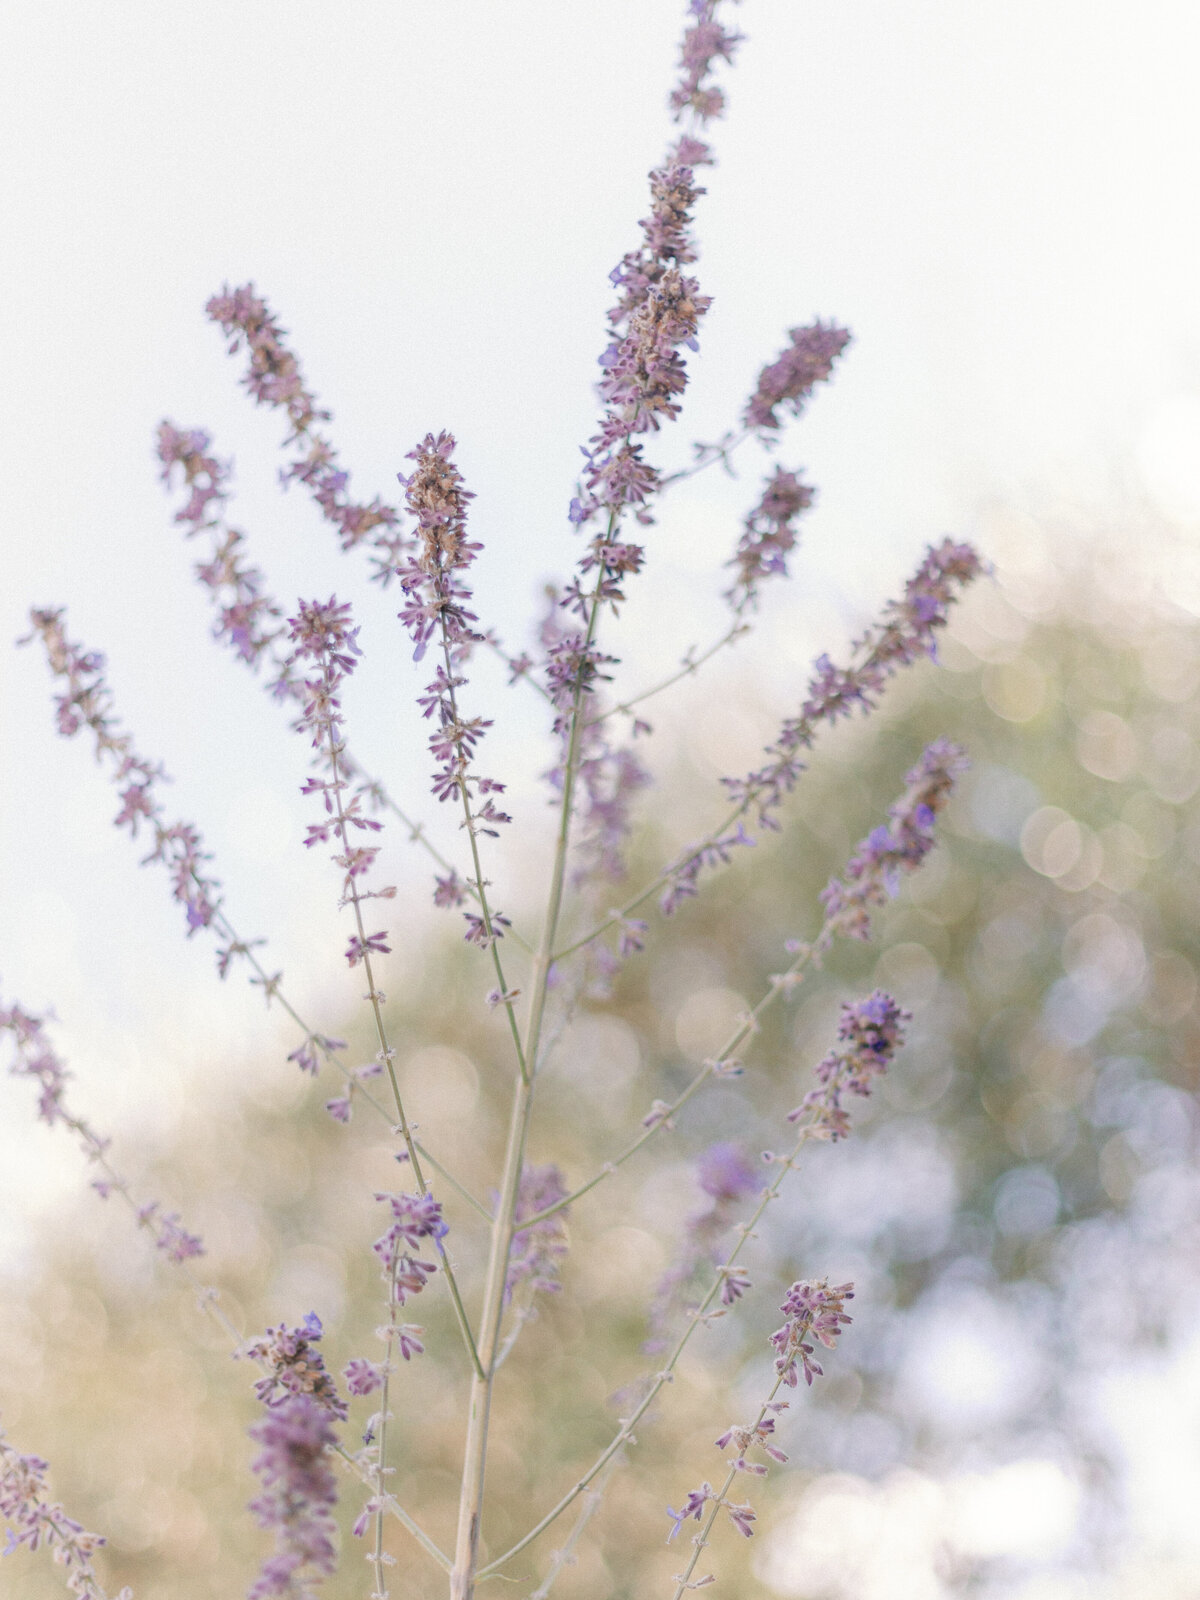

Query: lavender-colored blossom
left=372, top=1191, right=446, bottom=1317
left=743, top=321, right=852, bottom=434
left=725, top=465, right=815, bottom=611
left=548, top=133, right=716, bottom=790
left=156, top=422, right=287, bottom=669
left=668, top=4, right=745, bottom=124
left=666, top=1482, right=715, bottom=1543
left=567, top=138, right=713, bottom=552
left=23, top=610, right=223, bottom=942
left=715, top=541, right=982, bottom=832
left=247, top=1394, right=339, bottom=1600
left=665, top=1479, right=756, bottom=1546
left=342, top=1359, right=385, bottom=1397
left=2, top=997, right=207, bottom=1264
left=714, top=1405, right=790, bottom=1474
left=156, top=420, right=417, bottom=905
left=768, top=1278, right=854, bottom=1388
left=597, top=269, right=712, bottom=438
left=0, top=1427, right=131, bottom=1600
left=724, top=1497, right=757, bottom=1538
left=285, top=597, right=398, bottom=996
left=506, top=1165, right=571, bottom=1300
left=134, top=1202, right=204, bottom=1264
left=647, top=1142, right=759, bottom=1349
left=660, top=822, right=757, bottom=918
left=819, top=740, right=967, bottom=942
left=286, top=1033, right=346, bottom=1078
left=206, top=283, right=406, bottom=565
left=395, top=431, right=481, bottom=663
left=245, top=1314, right=347, bottom=1423
left=394, top=432, right=515, bottom=934
left=789, top=991, right=909, bottom=1141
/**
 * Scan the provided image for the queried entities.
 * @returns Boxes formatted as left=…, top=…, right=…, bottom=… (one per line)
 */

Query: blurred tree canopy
left=5, top=538, right=1200, bottom=1600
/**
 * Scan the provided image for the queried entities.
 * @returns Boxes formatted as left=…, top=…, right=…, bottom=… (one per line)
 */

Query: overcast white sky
left=3, top=0, right=1200, bottom=1259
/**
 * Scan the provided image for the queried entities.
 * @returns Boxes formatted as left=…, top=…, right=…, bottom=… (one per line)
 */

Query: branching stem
left=480, top=1111, right=824, bottom=1578
left=518, top=939, right=816, bottom=1229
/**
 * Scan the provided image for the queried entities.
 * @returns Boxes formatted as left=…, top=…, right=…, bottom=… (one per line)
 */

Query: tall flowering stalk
left=1, top=1428, right=132, bottom=1600
left=10, top=6, right=991, bottom=1600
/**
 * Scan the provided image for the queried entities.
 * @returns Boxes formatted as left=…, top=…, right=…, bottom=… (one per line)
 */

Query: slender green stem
left=480, top=1113, right=823, bottom=1578
left=438, top=629, right=528, bottom=1082
left=551, top=617, right=912, bottom=966
left=316, top=665, right=484, bottom=1381
left=208, top=905, right=490, bottom=1219
left=39, top=1080, right=454, bottom=1577
left=450, top=566, right=611, bottom=1600
left=658, top=426, right=751, bottom=491
left=519, top=941, right=817, bottom=1229
left=667, top=1375, right=787, bottom=1599
left=583, top=619, right=749, bottom=731
left=379, top=793, right=532, bottom=954
left=526, top=1456, right=622, bottom=1600
left=371, top=1256, right=400, bottom=1600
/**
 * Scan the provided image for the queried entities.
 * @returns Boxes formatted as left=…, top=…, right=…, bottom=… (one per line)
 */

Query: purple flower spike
left=789, top=991, right=910, bottom=1141
left=726, top=465, right=816, bottom=612
left=647, top=1141, right=759, bottom=1349
left=0, top=1427, right=130, bottom=1600
left=769, top=1278, right=854, bottom=1388
left=247, top=1394, right=340, bottom=1599
left=506, top=1165, right=571, bottom=1300
left=23, top=610, right=224, bottom=948
left=715, top=541, right=982, bottom=840
left=206, top=283, right=406, bottom=564
left=743, top=321, right=853, bottom=434
left=244, top=1316, right=348, bottom=1421
left=669, top=5, right=745, bottom=124
left=393, top=432, right=515, bottom=930
left=819, top=740, right=967, bottom=942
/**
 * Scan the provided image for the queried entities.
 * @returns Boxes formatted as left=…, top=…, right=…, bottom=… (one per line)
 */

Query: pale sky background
left=3, top=4, right=1200, bottom=1584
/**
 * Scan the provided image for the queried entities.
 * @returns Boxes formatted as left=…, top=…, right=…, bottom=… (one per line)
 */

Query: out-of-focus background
left=4, top=3, right=1200, bottom=1597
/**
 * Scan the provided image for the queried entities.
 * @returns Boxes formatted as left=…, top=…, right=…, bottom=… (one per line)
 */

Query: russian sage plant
left=2, top=5, right=985, bottom=1598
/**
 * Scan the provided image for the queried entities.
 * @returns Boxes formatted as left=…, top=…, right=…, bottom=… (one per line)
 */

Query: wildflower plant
left=3, top=6, right=985, bottom=1598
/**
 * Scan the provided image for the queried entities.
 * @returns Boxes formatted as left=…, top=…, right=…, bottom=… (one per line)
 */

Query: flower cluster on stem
left=243, top=1314, right=345, bottom=1598
left=661, top=991, right=908, bottom=1595
left=0, top=1426, right=131, bottom=1600
left=284, top=595, right=410, bottom=1124
left=484, top=985, right=906, bottom=1590
left=247, top=1395, right=341, bottom=1600
left=646, top=1142, right=759, bottom=1350
left=155, top=422, right=288, bottom=670
left=156, top=419, right=488, bottom=933
left=663, top=1280, right=853, bottom=1588
left=819, top=738, right=969, bottom=942
left=724, top=464, right=815, bottom=612
left=395, top=431, right=518, bottom=978
left=789, top=991, right=911, bottom=1140
left=668, top=2, right=745, bottom=128
left=23, top=609, right=222, bottom=940
left=0, top=995, right=298, bottom=1411
left=742, top=321, right=853, bottom=435
left=206, top=284, right=407, bottom=567
left=505, top=1165, right=571, bottom=1301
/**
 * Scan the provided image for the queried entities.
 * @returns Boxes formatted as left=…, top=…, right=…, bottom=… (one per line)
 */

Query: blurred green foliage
left=5, top=545, right=1200, bottom=1599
